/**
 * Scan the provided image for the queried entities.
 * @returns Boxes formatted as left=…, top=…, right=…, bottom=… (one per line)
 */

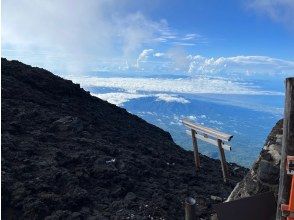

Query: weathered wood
left=183, top=119, right=232, bottom=182
left=182, top=119, right=233, bottom=142
left=218, top=139, right=228, bottom=183
left=276, top=77, right=294, bottom=220
left=191, top=129, right=200, bottom=171
left=185, top=197, right=199, bottom=220
left=186, top=130, right=232, bottom=151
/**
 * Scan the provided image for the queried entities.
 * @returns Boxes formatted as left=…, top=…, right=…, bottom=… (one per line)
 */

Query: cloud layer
left=92, top=92, right=189, bottom=106
left=70, top=76, right=283, bottom=96
left=187, top=55, right=294, bottom=76
left=92, top=92, right=148, bottom=106
left=104, top=49, right=294, bottom=77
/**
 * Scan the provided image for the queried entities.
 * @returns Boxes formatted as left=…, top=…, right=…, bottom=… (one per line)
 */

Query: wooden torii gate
left=182, top=118, right=233, bottom=182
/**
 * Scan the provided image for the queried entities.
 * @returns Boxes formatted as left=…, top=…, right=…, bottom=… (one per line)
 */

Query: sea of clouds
left=69, top=75, right=284, bottom=107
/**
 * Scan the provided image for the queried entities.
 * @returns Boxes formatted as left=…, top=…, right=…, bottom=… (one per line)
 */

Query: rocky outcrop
left=227, top=119, right=283, bottom=201
left=1, top=58, right=247, bottom=220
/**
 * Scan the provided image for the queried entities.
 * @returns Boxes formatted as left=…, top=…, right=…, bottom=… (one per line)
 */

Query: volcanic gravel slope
left=1, top=58, right=247, bottom=220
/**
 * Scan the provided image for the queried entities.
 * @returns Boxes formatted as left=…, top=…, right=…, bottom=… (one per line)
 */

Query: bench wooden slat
left=182, top=118, right=233, bottom=142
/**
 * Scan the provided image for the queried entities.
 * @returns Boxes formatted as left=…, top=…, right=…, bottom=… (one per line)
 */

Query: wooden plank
left=218, top=139, right=228, bottom=182
left=191, top=129, right=200, bottom=171
left=182, top=118, right=233, bottom=142
left=185, top=130, right=232, bottom=151
left=276, top=77, right=294, bottom=220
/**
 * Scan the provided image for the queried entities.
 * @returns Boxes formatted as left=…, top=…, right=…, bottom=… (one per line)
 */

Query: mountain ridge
left=2, top=58, right=246, bottom=219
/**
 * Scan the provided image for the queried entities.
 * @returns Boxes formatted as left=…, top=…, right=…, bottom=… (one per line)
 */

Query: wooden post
left=185, top=197, right=199, bottom=220
left=276, top=77, right=294, bottom=220
left=191, top=129, right=200, bottom=171
left=217, top=139, right=228, bottom=183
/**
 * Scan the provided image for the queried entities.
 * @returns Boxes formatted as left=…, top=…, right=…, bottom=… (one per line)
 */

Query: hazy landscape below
left=70, top=73, right=284, bottom=167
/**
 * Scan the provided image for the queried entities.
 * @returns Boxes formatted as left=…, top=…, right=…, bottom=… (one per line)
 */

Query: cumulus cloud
left=247, top=0, right=294, bottom=29
left=89, top=51, right=294, bottom=77
left=187, top=55, right=294, bottom=76
left=136, top=49, right=154, bottom=68
left=131, top=48, right=294, bottom=77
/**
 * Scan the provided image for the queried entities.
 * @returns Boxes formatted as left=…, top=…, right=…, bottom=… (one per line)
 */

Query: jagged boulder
left=227, top=119, right=283, bottom=201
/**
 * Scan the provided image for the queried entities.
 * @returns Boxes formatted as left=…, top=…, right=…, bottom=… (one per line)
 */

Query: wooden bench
left=182, top=118, right=233, bottom=182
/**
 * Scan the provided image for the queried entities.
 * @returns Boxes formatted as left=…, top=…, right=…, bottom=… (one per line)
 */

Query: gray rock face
left=258, top=160, right=279, bottom=184
left=227, top=120, right=283, bottom=201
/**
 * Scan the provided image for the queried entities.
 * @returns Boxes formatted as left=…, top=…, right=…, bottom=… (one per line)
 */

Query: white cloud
left=92, top=92, right=189, bottom=106
left=247, top=0, right=294, bottom=29
left=172, top=42, right=196, bottom=46
left=127, top=48, right=294, bottom=77
left=136, top=49, right=154, bottom=68
left=155, top=94, right=190, bottom=104
left=187, top=115, right=197, bottom=121
left=70, top=76, right=283, bottom=96
left=154, top=52, right=165, bottom=57
left=182, top=34, right=198, bottom=41
left=92, top=92, right=148, bottom=106
left=116, top=14, right=169, bottom=57
left=187, top=55, right=294, bottom=76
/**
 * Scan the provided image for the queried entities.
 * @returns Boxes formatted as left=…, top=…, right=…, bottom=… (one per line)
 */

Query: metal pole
left=276, top=78, right=294, bottom=220
left=185, top=197, right=199, bottom=220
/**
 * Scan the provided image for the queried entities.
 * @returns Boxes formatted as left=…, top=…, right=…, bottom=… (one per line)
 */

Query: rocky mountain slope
left=227, top=119, right=283, bottom=201
left=1, top=58, right=246, bottom=220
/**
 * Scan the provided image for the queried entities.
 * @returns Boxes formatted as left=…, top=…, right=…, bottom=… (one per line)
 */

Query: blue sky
left=126, top=0, right=294, bottom=58
left=2, top=0, right=294, bottom=76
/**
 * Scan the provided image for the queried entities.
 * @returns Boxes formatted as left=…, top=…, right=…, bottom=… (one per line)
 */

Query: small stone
left=124, top=192, right=137, bottom=202
left=261, top=150, right=272, bottom=161
left=210, top=195, right=222, bottom=202
left=70, top=212, right=81, bottom=219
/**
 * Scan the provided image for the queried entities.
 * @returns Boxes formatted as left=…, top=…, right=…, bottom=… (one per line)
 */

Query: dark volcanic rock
left=227, top=119, right=283, bottom=201
left=1, top=58, right=247, bottom=219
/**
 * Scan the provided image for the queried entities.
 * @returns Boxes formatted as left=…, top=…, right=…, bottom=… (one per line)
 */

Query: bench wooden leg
left=217, top=139, right=228, bottom=182
left=191, top=129, right=200, bottom=171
